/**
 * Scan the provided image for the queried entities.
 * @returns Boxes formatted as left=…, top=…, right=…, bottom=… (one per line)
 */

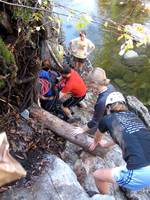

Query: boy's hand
left=88, top=139, right=98, bottom=151
left=98, top=140, right=107, bottom=147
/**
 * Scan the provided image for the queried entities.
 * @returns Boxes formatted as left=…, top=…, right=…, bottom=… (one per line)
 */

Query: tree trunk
left=30, top=106, right=110, bottom=158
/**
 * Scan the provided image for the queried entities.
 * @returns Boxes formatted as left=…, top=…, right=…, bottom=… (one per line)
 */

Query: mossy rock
left=0, top=37, right=18, bottom=90
left=0, top=37, right=15, bottom=65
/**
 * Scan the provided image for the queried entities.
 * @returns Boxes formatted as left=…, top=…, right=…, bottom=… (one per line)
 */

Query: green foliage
left=118, top=24, right=150, bottom=55
left=75, top=15, right=92, bottom=30
left=32, top=12, right=43, bottom=22
left=0, top=38, right=15, bottom=65
left=13, top=7, right=33, bottom=25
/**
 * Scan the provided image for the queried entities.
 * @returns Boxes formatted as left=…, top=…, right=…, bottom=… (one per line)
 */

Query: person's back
left=87, top=83, right=116, bottom=129
left=89, top=92, right=150, bottom=193
left=61, top=69, right=87, bottom=97
left=101, top=110, right=150, bottom=169
left=72, top=67, right=116, bottom=134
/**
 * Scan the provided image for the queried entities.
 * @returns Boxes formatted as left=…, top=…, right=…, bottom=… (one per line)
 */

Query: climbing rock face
left=0, top=155, right=115, bottom=200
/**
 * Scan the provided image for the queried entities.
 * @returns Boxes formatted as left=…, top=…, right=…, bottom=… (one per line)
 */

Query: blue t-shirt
left=99, top=111, right=150, bottom=170
left=87, top=84, right=116, bottom=129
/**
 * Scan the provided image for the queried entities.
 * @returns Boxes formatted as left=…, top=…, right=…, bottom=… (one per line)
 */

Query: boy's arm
left=89, top=129, right=103, bottom=151
left=87, top=41, right=95, bottom=56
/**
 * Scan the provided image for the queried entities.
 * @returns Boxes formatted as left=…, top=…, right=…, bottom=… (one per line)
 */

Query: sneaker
left=86, top=190, right=99, bottom=197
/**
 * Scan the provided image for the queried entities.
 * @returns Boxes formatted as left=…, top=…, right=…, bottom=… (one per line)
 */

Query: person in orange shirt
left=59, top=66, right=87, bottom=121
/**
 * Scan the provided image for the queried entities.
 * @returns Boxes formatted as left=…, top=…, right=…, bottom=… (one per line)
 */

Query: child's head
left=88, top=67, right=110, bottom=86
left=61, top=66, right=71, bottom=79
left=105, top=92, right=127, bottom=112
left=42, top=59, right=51, bottom=70
left=79, top=30, right=86, bottom=40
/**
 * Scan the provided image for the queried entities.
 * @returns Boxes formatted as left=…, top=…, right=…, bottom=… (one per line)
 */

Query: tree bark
left=30, top=106, right=110, bottom=158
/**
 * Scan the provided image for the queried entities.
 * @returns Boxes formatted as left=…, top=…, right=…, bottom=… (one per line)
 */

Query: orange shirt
left=61, top=69, right=87, bottom=97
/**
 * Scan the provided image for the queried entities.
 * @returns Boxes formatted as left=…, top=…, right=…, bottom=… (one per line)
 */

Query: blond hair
left=88, top=67, right=110, bottom=86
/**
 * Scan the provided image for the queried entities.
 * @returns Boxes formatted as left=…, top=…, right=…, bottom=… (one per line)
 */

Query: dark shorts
left=73, top=56, right=86, bottom=64
left=63, top=95, right=85, bottom=108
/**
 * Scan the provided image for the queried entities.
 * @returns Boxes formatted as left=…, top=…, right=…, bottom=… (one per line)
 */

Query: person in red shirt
left=59, top=66, right=87, bottom=121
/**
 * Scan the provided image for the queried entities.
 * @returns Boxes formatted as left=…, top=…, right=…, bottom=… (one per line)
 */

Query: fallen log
left=30, top=106, right=110, bottom=158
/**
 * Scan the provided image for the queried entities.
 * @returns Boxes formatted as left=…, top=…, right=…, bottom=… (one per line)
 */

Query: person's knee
left=93, top=170, right=102, bottom=180
left=93, top=169, right=113, bottom=182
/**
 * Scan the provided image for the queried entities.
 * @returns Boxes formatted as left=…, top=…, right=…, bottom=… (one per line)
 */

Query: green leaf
left=117, top=34, right=124, bottom=41
left=75, top=21, right=86, bottom=30
left=136, top=42, right=143, bottom=47
left=75, top=14, right=92, bottom=30
left=32, top=13, right=43, bottom=21
left=48, top=16, right=53, bottom=21
left=104, top=21, right=108, bottom=28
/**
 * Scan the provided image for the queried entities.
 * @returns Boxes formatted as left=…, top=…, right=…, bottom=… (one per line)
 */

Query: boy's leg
left=61, top=96, right=83, bottom=121
left=93, top=168, right=115, bottom=194
left=61, top=106, right=72, bottom=117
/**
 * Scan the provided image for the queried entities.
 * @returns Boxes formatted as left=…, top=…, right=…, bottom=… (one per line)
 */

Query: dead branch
left=30, top=105, right=110, bottom=158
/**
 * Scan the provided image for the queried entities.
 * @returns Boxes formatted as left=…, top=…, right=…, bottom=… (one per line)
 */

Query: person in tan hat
left=72, top=67, right=116, bottom=134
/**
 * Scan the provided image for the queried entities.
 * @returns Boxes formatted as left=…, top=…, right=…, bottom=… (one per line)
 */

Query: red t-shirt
left=61, top=69, right=87, bottom=97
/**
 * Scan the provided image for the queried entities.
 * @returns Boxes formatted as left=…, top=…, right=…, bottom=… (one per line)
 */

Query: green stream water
left=55, top=0, right=150, bottom=107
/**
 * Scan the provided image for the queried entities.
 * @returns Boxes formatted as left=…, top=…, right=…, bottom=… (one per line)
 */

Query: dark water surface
left=55, top=0, right=150, bottom=107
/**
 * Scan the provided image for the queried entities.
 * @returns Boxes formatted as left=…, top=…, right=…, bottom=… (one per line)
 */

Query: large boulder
left=0, top=154, right=114, bottom=200
left=127, top=95, right=150, bottom=128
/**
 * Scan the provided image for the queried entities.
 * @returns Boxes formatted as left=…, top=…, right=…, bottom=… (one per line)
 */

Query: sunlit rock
left=125, top=23, right=150, bottom=44
left=123, top=50, right=139, bottom=59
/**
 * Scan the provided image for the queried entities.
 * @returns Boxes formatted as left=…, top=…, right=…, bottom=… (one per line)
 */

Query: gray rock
left=61, top=141, right=82, bottom=169
left=0, top=154, right=116, bottom=200
left=127, top=95, right=150, bottom=128
left=123, top=50, right=139, bottom=59
left=91, top=194, right=115, bottom=200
